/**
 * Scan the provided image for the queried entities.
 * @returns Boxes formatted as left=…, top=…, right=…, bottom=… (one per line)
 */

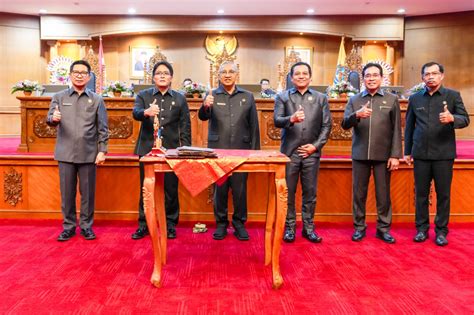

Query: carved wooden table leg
left=143, top=165, right=163, bottom=287
left=265, top=173, right=276, bottom=266
left=154, top=172, right=167, bottom=265
left=272, top=174, right=288, bottom=289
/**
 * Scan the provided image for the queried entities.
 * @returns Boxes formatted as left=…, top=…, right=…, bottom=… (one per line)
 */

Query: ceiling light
left=219, top=30, right=223, bottom=34
left=299, top=32, right=304, bottom=35
left=217, top=9, right=225, bottom=14
left=306, top=9, right=314, bottom=14
left=39, top=9, right=47, bottom=14
left=128, top=8, right=136, bottom=14
left=397, top=8, right=406, bottom=14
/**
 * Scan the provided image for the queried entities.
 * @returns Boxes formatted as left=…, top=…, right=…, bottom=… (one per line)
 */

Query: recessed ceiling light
left=299, top=32, right=304, bottom=35
left=217, top=9, right=225, bottom=14
left=39, top=9, right=47, bottom=14
left=219, top=30, right=223, bottom=34
left=373, top=41, right=377, bottom=43
left=397, top=8, right=406, bottom=14
left=128, top=8, right=136, bottom=14
left=306, top=9, right=314, bottom=14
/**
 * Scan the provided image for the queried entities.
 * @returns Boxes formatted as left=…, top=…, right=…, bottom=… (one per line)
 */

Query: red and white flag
left=98, top=36, right=105, bottom=93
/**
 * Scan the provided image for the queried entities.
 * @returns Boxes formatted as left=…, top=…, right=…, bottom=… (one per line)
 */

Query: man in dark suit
left=132, top=61, right=191, bottom=240
left=404, top=61, right=470, bottom=246
left=342, top=62, right=402, bottom=244
left=47, top=60, right=109, bottom=241
left=274, top=61, right=332, bottom=243
left=260, top=78, right=276, bottom=98
left=198, top=61, right=260, bottom=241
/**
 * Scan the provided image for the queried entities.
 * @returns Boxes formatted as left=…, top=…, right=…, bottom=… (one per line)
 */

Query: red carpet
left=0, top=220, right=473, bottom=314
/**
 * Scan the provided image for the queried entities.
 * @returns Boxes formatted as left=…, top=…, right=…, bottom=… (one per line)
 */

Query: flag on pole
left=333, top=36, right=347, bottom=85
left=98, top=36, right=105, bottom=93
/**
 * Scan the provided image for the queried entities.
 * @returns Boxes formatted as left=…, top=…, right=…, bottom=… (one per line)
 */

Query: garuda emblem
left=205, top=35, right=238, bottom=63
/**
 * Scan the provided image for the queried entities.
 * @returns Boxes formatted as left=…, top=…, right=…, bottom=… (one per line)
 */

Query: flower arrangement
left=105, top=81, right=131, bottom=93
left=326, top=80, right=359, bottom=98
left=407, top=82, right=426, bottom=95
left=11, top=80, right=42, bottom=94
left=183, top=82, right=208, bottom=96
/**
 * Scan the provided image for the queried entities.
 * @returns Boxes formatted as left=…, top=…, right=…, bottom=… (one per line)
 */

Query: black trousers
left=214, top=173, right=248, bottom=228
left=285, top=152, right=320, bottom=231
left=59, top=162, right=96, bottom=230
left=352, top=159, right=392, bottom=232
left=413, top=159, right=454, bottom=236
left=138, top=160, right=179, bottom=229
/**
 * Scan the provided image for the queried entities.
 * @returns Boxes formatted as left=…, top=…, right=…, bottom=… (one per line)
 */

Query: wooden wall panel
left=1, top=157, right=473, bottom=222
left=40, top=15, right=404, bottom=41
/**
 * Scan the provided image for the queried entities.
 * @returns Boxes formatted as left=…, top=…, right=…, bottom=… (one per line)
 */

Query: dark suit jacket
left=404, top=86, right=470, bottom=160
left=342, top=90, right=402, bottom=161
left=198, top=85, right=260, bottom=150
left=274, top=88, right=332, bottom=157
left=133, top=88, right=191, bottom=156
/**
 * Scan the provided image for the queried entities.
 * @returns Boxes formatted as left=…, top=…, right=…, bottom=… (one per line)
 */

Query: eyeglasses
left=423, top=71, right=442, bottom=78
left=220, top=70, right=237, bottom=75
left=71, top=71, right=89, bottom=77
left=154, top=71, right=171, bottom=77
left=363, top=74, right=381, bottom=79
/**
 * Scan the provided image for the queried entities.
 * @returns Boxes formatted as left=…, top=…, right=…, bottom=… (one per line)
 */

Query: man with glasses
left=274, top=61, right=332, bottom=243
left=47, top=60, right=109, bottom=241
left=404, top=62, right=469, bottom=246
left=342, top=62, right=402, bottom=244
left=198, top=61, right=260, bottom=241
left=132, top=61, right=191, bottom=240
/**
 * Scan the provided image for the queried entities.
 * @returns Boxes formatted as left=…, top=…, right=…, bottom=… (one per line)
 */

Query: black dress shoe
left=435, top=234, right=448, bottom=246
left=233, top=226, right=249, bottom=241
left=302, top=230, right=322, bottom=243
left=80, top=228, right=96, bottom=240
left=57, top=229, right=75, bottom=242
left=213, top=225, right=227, bottom=240
left=167, top=227, right=177, bottom=239
left=413, top=231, right=429, bottom=242
left=131, top=227, right=149, bottom=240
left=376, top=231, right=395, bottom=244
left=351, top=229, right=366, bottom=242
left=283, top=229, right=295, bottom=243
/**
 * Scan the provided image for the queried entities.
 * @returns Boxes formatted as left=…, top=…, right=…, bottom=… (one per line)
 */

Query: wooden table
left=141, top=150, right=290, bottom=289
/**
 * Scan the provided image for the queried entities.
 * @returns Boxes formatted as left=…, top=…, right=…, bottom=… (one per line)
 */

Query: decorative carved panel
left=108, top=116, right=133, bottom=139
left=267, top=120, right=281, bottom=140
left=34, top=115, right=57, bottom=138
left=4, top=168, right=23, bottom=206
left=330, top=117, right=352, bottom=140
left=82, top=45, right=101, bottom=93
